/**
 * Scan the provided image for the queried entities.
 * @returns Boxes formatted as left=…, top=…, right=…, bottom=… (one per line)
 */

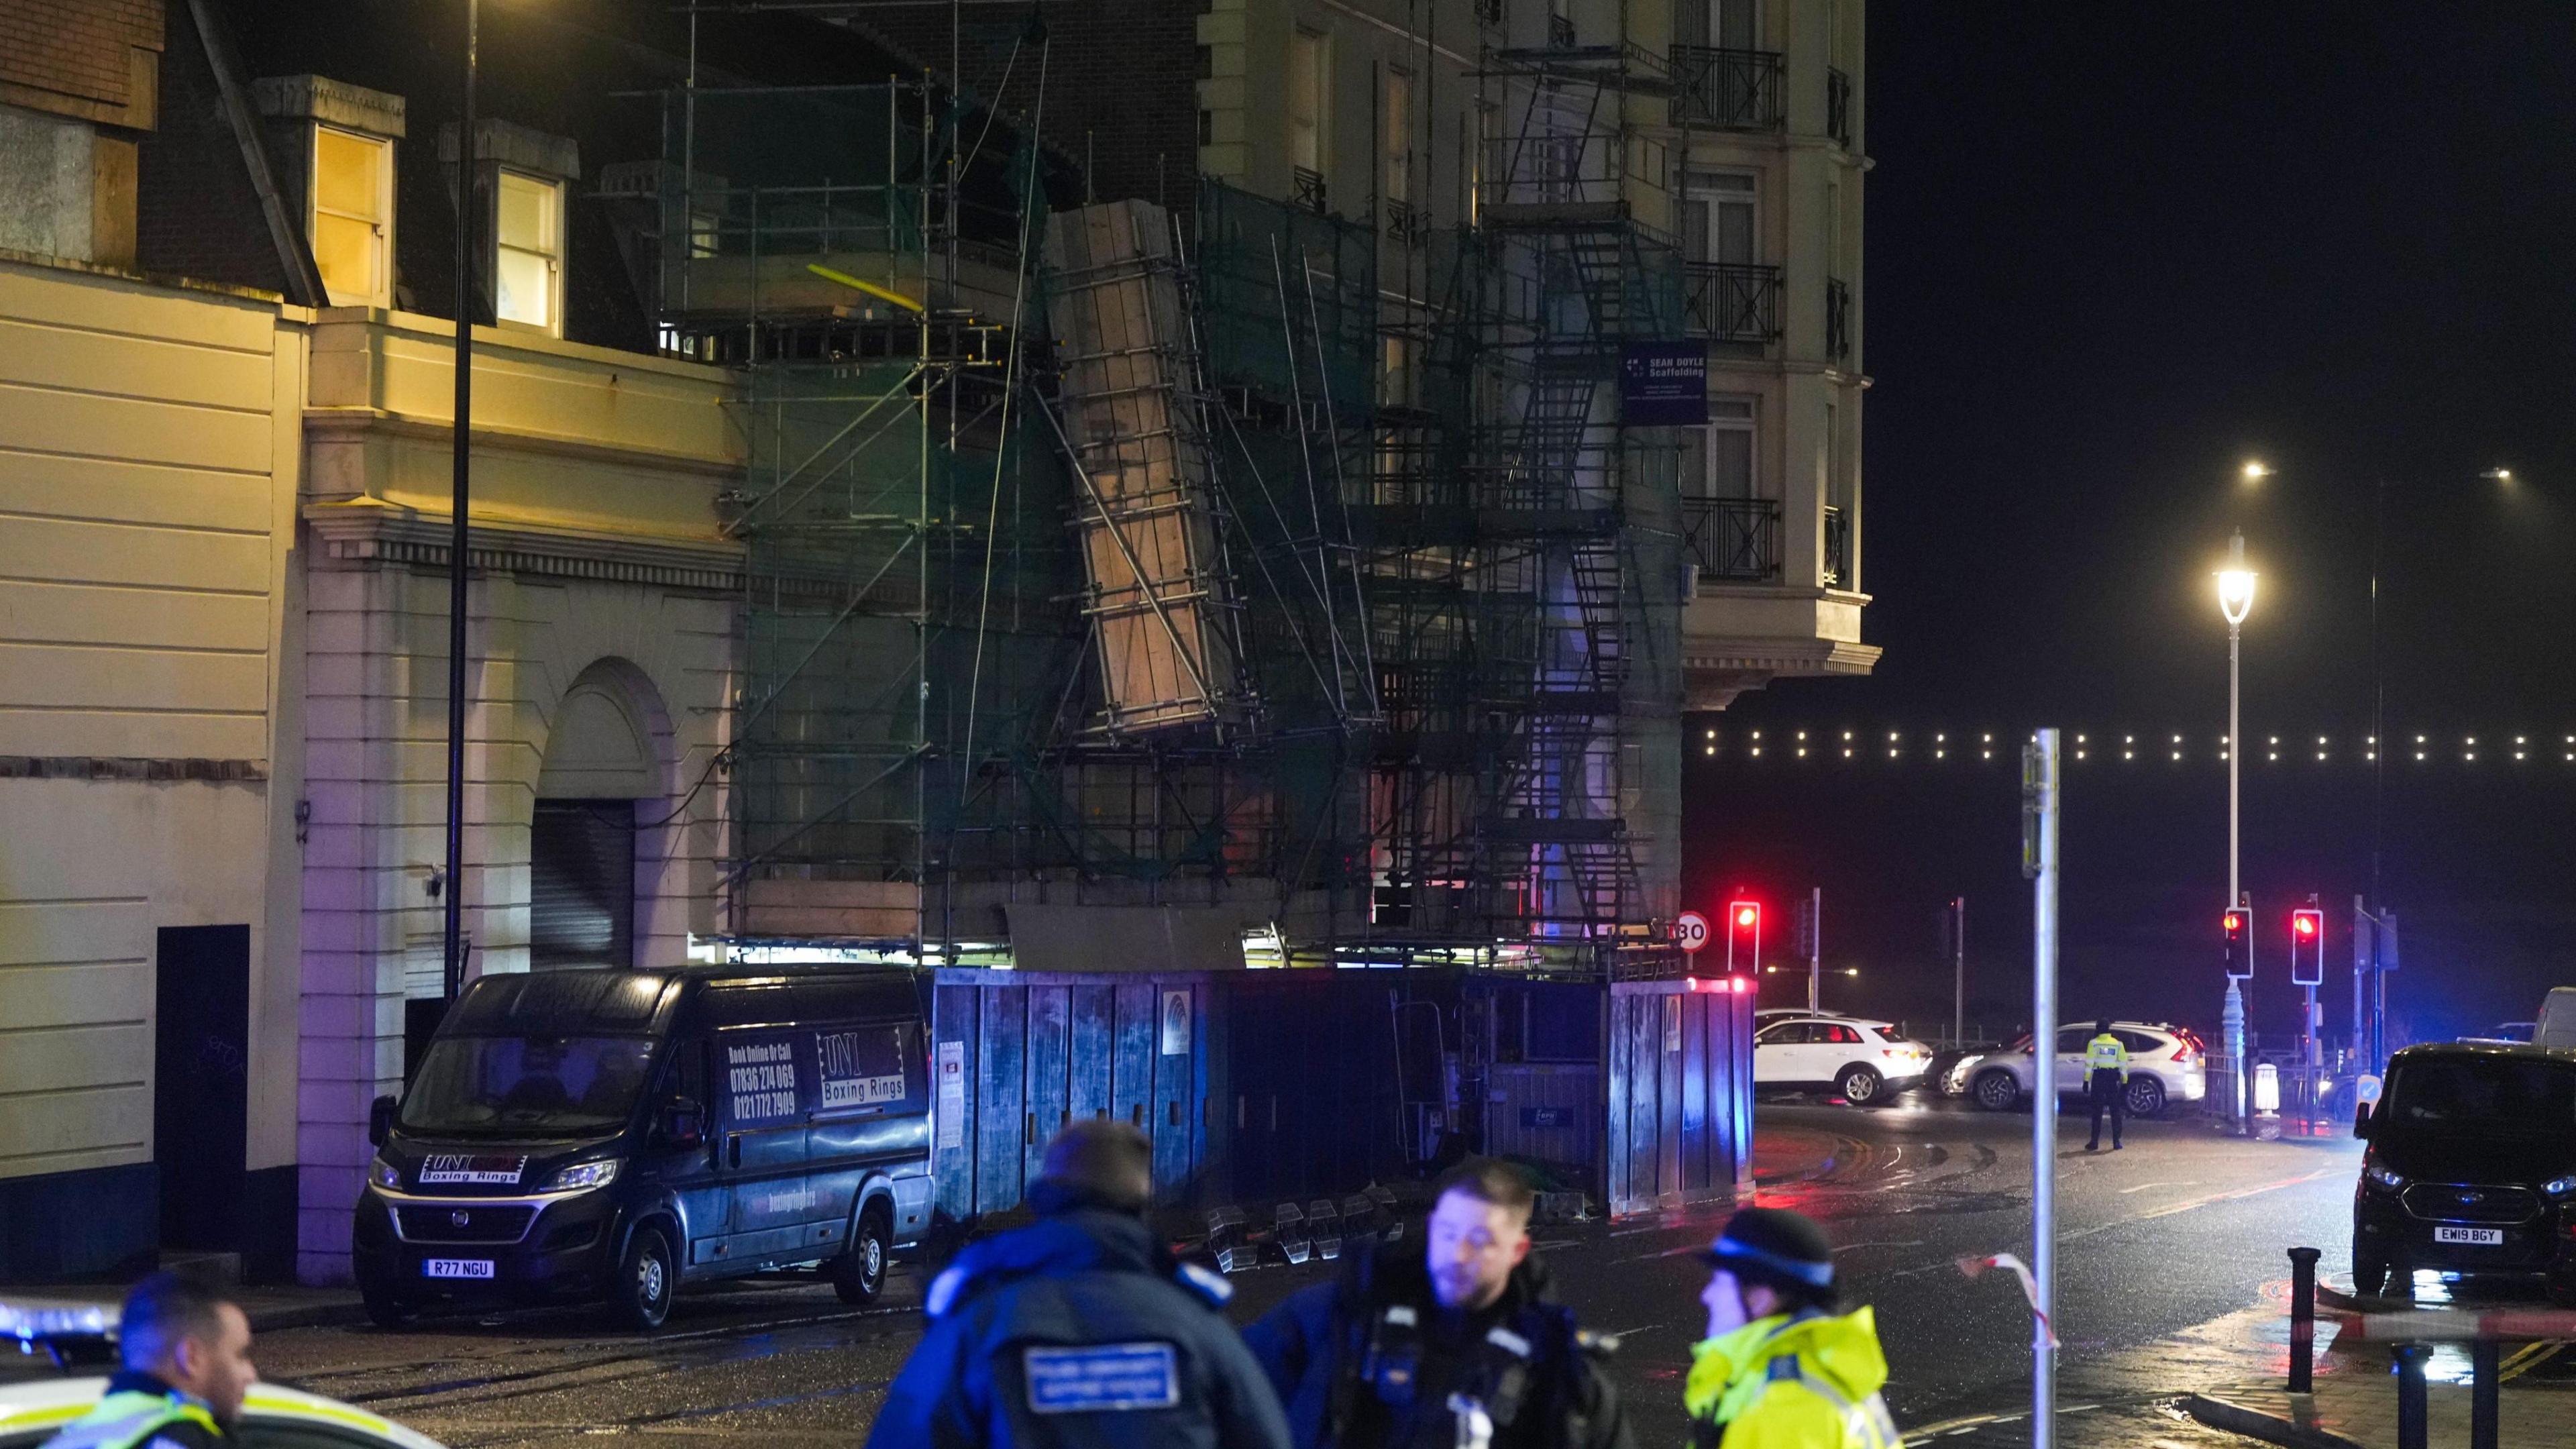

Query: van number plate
left=2435, top=1226, right=2504, bottom=1246
left=425, top=1258, right=496, bottom=1279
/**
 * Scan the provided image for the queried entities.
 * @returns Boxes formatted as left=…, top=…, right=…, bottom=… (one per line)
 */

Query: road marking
left=2116, top=1180, right=2195, bottom=1194
left=1882, top=1167, right=2339, bottom=1279
left=1836, top=1240, right=1925, bottom=1252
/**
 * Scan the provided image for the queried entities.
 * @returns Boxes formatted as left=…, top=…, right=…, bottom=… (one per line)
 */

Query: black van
left=354, top=968, right=934, bottom=1329
left=2351, top=1040, right=2576, bottom=1300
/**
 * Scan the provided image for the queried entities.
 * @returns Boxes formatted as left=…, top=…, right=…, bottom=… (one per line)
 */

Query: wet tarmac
left=246, top=1097, right=2365, bottom=1446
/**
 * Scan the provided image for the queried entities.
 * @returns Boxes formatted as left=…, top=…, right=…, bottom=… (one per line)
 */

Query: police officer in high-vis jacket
left=46, top=1274, right=257, bottom=1449
left=1684, top=1208, right=1899, bottom=1449
left=866, top=1120, right=1291, bottom=1449
left=2084, top=1019, right=2130, bottom=1152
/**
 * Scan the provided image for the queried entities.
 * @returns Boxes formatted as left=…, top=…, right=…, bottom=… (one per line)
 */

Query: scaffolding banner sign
left=1621, top=341, right=1708, bottom=425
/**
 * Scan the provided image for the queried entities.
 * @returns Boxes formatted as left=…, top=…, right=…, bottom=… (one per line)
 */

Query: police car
left=1, top=1299, right=446, bottom=1449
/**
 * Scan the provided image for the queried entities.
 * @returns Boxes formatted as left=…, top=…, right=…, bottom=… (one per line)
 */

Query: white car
left=1753, top=1015, right=1932, bottom=1106
left=1960, top=1021, right=2209, bottom=1118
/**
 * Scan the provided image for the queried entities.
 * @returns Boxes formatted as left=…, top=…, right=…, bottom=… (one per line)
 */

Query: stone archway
left=531, top=661, right=674, bottom=970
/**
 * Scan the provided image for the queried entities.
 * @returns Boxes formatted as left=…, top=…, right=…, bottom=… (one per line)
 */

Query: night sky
left=1684, top=5, right=2576, bottom=1046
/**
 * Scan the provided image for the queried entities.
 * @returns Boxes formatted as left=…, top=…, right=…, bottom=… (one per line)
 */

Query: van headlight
left=2364, top=1163, right=2408, bottom=1192
left=368, top=1156, right=401, bottom=1191
left=542, top=1160, right=621, bottom=1193
left=2544, top=1175, right=2576, bottom=1198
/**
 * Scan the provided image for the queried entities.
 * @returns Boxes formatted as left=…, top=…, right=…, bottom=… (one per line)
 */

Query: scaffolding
left=611, top=10, right=1690, bottom=975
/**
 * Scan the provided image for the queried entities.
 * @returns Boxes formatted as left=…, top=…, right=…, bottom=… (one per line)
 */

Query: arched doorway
left=530, top=663, right=667, bottom=970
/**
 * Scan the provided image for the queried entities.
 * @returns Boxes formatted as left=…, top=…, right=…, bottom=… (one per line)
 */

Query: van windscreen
left=2383, top=1057, right=2576, bottom=1135
left=401, top=1036, right=655, bottom=1136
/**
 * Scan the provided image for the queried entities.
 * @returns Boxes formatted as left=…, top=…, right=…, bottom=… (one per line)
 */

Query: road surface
left=245, top=1099, right=2364, bottom=1447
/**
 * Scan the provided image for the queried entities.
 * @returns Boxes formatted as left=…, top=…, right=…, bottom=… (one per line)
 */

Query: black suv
left=2352, top=1041, right=2576, bottom=1299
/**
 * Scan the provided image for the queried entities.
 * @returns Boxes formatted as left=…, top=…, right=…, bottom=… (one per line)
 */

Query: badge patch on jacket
left=1024, top=1342, right=1181, bottom=1413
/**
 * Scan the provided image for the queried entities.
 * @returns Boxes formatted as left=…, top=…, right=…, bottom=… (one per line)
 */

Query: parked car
left=357, top=967, right=933, bottom=1330
left=0, top=1299, right=446, bottom=1449
left=2351, top=1040, right=2576, bottom=1301
left=2467, top=1022, right=2537, bottom=1044
left=2533, top=987, right=2576, bottom=1049
left=1960, top=1021, right=2207, bottom=1118
left=1753, top=1015, right=1932, bottom=1106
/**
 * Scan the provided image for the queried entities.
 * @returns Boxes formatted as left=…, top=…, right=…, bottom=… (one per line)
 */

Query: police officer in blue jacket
left=865, top=1119, right=1292, bottom=1449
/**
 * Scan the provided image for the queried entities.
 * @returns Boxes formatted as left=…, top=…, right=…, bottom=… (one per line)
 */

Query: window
left=1383, top=68, right=1412, bottom=206
left=1680, top=396, right=1757, bottom=500
left=1289, top=30, right=1327, bottom=176
left=1684, top=170, right=1757, bottom=266
left=494, top=168, right=564, bottom=333
left=1820, top=1024, right=1862, bottom=1044
left=312, top=125, right=392, bottom=306
left=1756, top=1022, right=1811, bottom=1045
left=1678, top=0, right=1758, bottom=48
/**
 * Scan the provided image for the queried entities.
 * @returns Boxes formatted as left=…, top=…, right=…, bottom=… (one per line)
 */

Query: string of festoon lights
left=1696, top=729, right=2576, bottom=765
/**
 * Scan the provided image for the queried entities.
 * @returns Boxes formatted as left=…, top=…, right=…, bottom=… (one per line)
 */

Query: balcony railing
left=1683, top=497, right=1780, bottom=582
left=1383, top=197, right=1428, bottom=244
left=1684, top=262, right=1782, bottom=343
left=1475, top=0, right=1504, bottom=25
left=1548, top=12, right=1576, bottom=48
left=1827, top=66, right=1855, bottom=148
left=1292, top=166, right=1328, bottom=215
left=1823, top=504, right=1850, bottom=588
left=1825, top=276, right=1851, bottom=362
left=1670, top=46, right=1785, bottom=130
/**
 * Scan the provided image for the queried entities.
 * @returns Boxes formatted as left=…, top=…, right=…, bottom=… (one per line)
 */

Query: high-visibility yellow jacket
left=41, top=1387, right=219, bottom=1449
left=1684, top=1307, right=1902, bottom=1448
left=2085, top=1033, right=2130, bottom=1079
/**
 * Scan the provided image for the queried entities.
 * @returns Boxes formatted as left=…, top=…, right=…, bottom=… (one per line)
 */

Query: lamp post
left=2216, top=531, right=2257, bottom=1130
left=442, top=0, right=479, bottom=1002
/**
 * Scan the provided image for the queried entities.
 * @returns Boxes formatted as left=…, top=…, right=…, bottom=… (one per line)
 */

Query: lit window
left=495, top=169, right=564, bottom=333
left=1289, top=30, right=1327, bottom=177
left=313, top=126, right=393, bottom=306
left=1383, top=68, right=1411, bottom=205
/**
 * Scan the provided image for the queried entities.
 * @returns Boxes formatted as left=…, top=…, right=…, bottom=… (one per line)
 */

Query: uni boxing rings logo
left=417, top=1155, right=527, bottom=1185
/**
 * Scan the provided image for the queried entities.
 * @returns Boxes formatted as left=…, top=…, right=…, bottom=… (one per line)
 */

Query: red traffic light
left=1735, top=905, right=1759, bottom=928
left=1725, top=900, right=1762, bottom=973
left=2294, top=914, right=2318, bottom=937
left=2222, top=910, right=2244, bottom=932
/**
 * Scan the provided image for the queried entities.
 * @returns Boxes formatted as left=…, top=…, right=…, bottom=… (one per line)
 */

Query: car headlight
left=2365, top=1163, right=2407, bottom=1192
left=368, top=1155, right=401, bottom=1191
left=542, top=1159, right=621, bottom=1193
left=2544, top=1175, right=2576, bottom=1197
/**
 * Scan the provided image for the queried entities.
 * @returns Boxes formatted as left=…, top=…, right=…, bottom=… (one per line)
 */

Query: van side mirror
left=660, top=1098, right=706, bottom=1149
left=2353, top=1102, right=2373, bottom=1140
left=368, top=1094, right=398, bottom=1147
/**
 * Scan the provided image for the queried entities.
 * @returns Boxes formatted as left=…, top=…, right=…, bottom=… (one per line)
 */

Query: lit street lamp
left=2216, top=532, right=2257, bottom=1128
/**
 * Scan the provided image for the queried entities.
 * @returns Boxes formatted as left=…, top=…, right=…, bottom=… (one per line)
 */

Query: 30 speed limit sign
left=1673, top=910, right=1711, bottom=953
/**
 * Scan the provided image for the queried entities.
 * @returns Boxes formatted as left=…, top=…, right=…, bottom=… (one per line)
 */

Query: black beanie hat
left=1028, top=1118, right=1154, bottom=1216
left=1699, top=1207, right=1837, bottom=1297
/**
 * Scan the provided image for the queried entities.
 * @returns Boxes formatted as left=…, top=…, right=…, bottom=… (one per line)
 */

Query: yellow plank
left=0, top=642, right=268, bottom=712
left=0, top=580, right=268, bottom=651
left=0, top=316, right=276, bottom=413
left=0, top=1082, right=151, bottom=1164
left=0, top=262, right=278, bottom=354
left=0, top=708, right=267, bottom=759
left=0, top=447, right=270, bottom=533
left=0, top=961, right=150, bottom=1024
left=0, top=380, right=270, bottom=474
left=0, top=514, right=268, bottom=592
left=0, top=1022, right=148, bottom=1095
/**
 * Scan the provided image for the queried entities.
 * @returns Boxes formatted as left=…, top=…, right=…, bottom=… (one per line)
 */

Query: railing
left=1383, top=197, right=1428, bottom=244
left=1670, top=46, right=1785, bottom=130
left=1825, top=276, right=1851, bottom=362
left=1292, top=166, right=1328, bottom=216
left=1683, top=262, right=1782, bottom=343
left=1822, top=504, right=1849, bottom=588
left=1682, top=497, right=1780, bottom=582
left=1827, top=66, right=1855, bottom=148
left=1474, top=0, right=1504, bottom=24
left=1548, top=12, right=1575, bottom=48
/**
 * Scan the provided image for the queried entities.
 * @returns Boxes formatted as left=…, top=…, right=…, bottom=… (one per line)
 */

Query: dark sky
left=1684, top=5, right=2576, bottom=1046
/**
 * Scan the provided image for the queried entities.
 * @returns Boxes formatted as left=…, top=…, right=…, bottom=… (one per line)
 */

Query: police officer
left=2083, top=1018, right=2129, bottom=1152
left=1683, top=1208, right=1898, bottom=1449
left=46, top=1274, right=258, bottom=1449
left=866, top=1120, right=1291, bottom=1448
left=1244, top=1157, right=1631, bottom=1449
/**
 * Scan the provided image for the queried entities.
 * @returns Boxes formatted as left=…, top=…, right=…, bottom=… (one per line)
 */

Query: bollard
left=2392, top=1344, right=2430, bottom=1449
left=2471, top=1338, right=2500, bottom=1449
left=2287, top=1246, right=2321, bottom=1393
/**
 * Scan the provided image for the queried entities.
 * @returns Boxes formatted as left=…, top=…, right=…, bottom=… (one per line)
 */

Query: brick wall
left=133, top=0, right=290, bottom=291
left=0, top=0, right=163, bottom=125
left=852, top=0, right=1200, bottom=222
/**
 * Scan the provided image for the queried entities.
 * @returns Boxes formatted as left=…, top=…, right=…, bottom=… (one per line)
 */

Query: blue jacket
left=866, top=1206, right=1293, bottom=1449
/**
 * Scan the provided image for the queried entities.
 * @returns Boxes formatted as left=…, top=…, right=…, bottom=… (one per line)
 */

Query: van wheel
left=613, top=1225, right=676, bottom=1332
left=1973, top=1069, right=2023, bottom=1112
left=833, top=1205, right=894, bottom=1305
left=2125, top=1076, right=2167, bottom=1118
left=361, top=1288, right=413, bottom=1329
left=1836, top=1065, right=1884, bottom=1106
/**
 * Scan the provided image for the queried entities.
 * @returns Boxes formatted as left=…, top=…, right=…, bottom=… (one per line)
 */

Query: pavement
left=2180, top=1315, right=2576, bottom=1449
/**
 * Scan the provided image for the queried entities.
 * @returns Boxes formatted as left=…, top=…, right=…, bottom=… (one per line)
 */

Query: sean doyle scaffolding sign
left=1620, top=341, right=1708, bottom=426
left=720, top=1024, right=918, bottom=1128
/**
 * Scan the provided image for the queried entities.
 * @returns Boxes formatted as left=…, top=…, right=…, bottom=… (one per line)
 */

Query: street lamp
left=443, top=0, right=480, bottom=1002
left=2216, top=532, right=2256, bottom=1128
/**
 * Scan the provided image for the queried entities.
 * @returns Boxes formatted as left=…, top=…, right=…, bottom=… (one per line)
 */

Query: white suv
left=1754, top=1015, right=1933, bottom=1106
left=1960, top=1021, right=2208, bottom=1118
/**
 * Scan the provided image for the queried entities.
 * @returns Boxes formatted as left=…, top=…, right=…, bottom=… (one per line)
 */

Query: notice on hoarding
left=936, top=1040, right=967, bottom=1150
left=1159, top=990, right=1191, bottom=1056
left=1619, top=340, right=1709, bottom=426
left=817, top=1026, right=908, bottom=1108
left=724, top=1035, right=801, bottom=1124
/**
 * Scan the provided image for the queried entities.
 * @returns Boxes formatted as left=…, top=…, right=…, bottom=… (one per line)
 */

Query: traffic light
left=2222, top=907, right=2251, bottom=979
left=2290, top=908, right=2324, bottom=987
left=1726, top=900, right=1761, bottom=974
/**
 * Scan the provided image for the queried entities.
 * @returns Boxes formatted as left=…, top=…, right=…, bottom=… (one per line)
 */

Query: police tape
left=2328, top=1307, right=2576, bottom=1342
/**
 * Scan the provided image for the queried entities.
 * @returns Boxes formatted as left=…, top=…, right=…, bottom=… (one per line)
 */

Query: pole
left=1807, top=885, right=1821, bottom=1014
left=2286, top=1246, right=2319, bottom=1393
left=2223, top=533, right=2247, bottom=1129
left=2027, top=730, right=2061, bottom=1449
left=442, top=0, right=478, bottom=1003
left=1951, top=895, right=1966, bottom=1044
left=2393, top=1344, right=2430, bottom=1449
left=2471, top=1338, right=2500, bottom=1449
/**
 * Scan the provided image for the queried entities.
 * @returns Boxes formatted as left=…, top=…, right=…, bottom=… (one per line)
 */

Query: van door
left=649, top=1036, right=728, bottom=1268
left=805, top=1019, right=930, bottom=1245
left=712, top=1026, right=817, bottom=1268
